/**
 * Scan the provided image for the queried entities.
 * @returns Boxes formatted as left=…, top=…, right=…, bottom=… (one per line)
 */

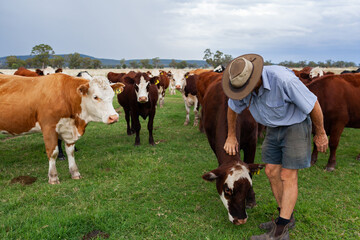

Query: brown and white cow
left=201, top=80, right=264, bottom=225
left=173, top=71, right=200, bottom=126
left=306, top=73, right=360, bottom=171
left=0, top=73, right=124, bottom=184
left=156, top=70, right=170, bottom=108
left=117, top=72, right=158, bottom=145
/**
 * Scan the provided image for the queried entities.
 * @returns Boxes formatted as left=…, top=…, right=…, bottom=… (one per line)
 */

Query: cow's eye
left=93, top=96, right=100, bottom=101
left=224, top=186, right=232, bottom=196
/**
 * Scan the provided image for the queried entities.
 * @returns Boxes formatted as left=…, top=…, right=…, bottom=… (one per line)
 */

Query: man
left=222, top=54, right=328, bottom=240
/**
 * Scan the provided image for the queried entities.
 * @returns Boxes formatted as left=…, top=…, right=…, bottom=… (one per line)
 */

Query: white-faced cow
left=173, top=70, right=200, bottom=126
left=0, top=73, right=124, bottom=184
left=117, top=72, right=158, bottom=145
left=201, top=81, right=264, bottom=225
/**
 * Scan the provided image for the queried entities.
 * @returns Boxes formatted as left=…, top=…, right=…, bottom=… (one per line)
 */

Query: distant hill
left=0, top=54, right=208, bottom=68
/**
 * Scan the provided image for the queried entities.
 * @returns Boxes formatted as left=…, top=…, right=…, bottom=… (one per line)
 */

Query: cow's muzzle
left=107, top=114, right=119, bottom=124
left=233, top=218, right=247, bottom=225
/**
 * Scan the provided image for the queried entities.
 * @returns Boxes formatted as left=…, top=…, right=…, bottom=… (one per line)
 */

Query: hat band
left=229, top=57, right=253, bottom=88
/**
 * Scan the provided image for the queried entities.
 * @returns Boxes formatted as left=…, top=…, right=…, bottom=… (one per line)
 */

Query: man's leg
left=280, top=168, right=298, bottom=219
left=265, top=164, right=283, bottom=208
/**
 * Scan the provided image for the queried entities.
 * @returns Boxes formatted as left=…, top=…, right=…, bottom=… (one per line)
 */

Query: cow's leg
left=243, top=139, right=257, bottom=207
left=184, top=101, right=190, bottom=126
left=311, top=142, right=319, bottom=166
left=65, top=143, right=81, bottom=179
left=124, top=108, right=133, bottom=135
left=326, top=125, right=345, bottom=172
left=132, top=113, right=141, bottom=146
left=57, top=139, right=66, bottom=160
left=148, top=112, right=156, bottom=146
left=43, top=127, right=60, bottom=184
left=193, top=98, right=199, bottom=127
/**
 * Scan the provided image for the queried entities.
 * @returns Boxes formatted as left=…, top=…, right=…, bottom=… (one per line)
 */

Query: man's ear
left=78, top=83, right=90, bottom=96
left=111, top=82, right=125, bottom=94
left=247, top=163, right=266, bottom=176
left=202, top=168, right=223, bottom=182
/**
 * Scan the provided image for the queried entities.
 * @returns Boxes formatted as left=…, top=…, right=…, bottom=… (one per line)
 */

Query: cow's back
left=0, top=74, right=88, bottom=134
left=307, top=73, right=360, bottom=129
left=202, top=81, right=257, bottom=164
left=196, top=71, right=222, bottom=105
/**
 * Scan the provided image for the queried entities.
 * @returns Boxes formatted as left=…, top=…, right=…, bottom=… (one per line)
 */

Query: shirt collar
left=255, top=67, right=271, bottom=96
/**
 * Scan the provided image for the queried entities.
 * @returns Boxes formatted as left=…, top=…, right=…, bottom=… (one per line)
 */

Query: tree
left=203, top=48, right=232, bottom=68
left=31, top=44, right=55, bottom=68
left=50, top=55, right=65, bottom=68
left=81, top=57, right=93, bottom=68
left=92, top=59, right=102, bottom=69
left=6, top=56, right=26, bottom=69
left=140, top=59, right=153, bottom=69
left=169, top=59, right=177, bottom=68
left=120, top=58, right=127, bottom=69
left=129, top=60, right=140, bottom=69
left=152, top=57, right=161, bottom=68
left=67, top=53, right=82, bottom=69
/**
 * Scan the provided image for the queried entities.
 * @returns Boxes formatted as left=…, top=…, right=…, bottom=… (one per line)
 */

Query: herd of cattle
left=1, top=65, right=360, bottom=225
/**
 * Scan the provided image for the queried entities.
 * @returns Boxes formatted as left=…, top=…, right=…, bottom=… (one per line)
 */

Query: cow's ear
left=111, top=82, right=125, bottom=94
left=247, top=163, right=266, bottom=176
left=36, top=69, right=44, bottom=76
left=150, top=76, right=159, bottom=85
left=78, top=83, right=90, bottom=96
left=55, top=68, right=62, bottom=73
left=202, top=168, right=222, bottom=182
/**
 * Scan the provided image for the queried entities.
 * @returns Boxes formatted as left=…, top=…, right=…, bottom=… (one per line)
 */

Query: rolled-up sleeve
left=284, top=79, right=317, bottom=115
left=228, top=98, right=247, bottom=114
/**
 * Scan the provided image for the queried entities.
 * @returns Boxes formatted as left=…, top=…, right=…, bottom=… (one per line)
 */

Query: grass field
left=0, top=91, right=359, bottom=239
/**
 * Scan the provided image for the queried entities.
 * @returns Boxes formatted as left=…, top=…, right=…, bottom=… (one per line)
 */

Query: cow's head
left=77, top=71, right=93, bottom=80
left=172, top=70, right=187, bottom=91
left=78, top=76, right=124, bottom=124
left=202, top=163, right=264, bottom=225
left=124, top=73, right=157, bottom=103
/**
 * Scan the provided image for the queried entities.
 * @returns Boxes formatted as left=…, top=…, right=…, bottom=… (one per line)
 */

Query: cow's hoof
left=58, top=155, right=66, bottom=161
left=184, top=122, right=189, bottom=126
left=134, top=143, right=140, bottom=146
left=325, top=166, right=335, bottom=172
left=48, top=179, right=60, bottom=184
left=356, top=154, right=360, bottom=161
left=72, top=175, right=82, bottom=180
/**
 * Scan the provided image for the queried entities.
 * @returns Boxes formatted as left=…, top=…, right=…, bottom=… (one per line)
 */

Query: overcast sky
left=1, top=0, right=359, bottom=63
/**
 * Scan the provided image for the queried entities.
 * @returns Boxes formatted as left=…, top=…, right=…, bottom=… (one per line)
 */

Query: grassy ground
left=0, top=93, right=359, bottom=239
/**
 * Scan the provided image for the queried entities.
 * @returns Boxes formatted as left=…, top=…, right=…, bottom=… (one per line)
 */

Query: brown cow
left=157, top=70, right=170, bottom=108
left=117, top=72, right=158, bottom=145
left=201, top=80, right=264, bottom=225
left=174, top=73, right=200, bottom=126
left=14, top=67, right=44, bottom=76
left=0, top=73, right=124, bottom=184
left=307, top=73, right=360, bottom=171
left=107, top=72, right=126, bottom=83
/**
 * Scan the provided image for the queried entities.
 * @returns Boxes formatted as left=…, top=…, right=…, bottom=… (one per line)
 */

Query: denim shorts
left=261, top=117, right=312, bottom=169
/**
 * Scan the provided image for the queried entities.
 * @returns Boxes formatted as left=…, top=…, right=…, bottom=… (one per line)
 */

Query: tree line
left=3, top=44, right=359, bottom=69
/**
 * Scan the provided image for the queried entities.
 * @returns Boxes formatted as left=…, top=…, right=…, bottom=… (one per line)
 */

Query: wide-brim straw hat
left=222, top=54, right=264, bottom=100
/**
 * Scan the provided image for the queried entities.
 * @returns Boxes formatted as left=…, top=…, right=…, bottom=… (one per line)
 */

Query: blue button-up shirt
left=228, top=65, right=317, bottom=127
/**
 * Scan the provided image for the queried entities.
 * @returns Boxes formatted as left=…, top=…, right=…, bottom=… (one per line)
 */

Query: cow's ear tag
left=115, top=88, right=123, bottom=94
left=256, top=169, right=260, bottom=175
left=186, top=75, right=188, bottom=79
left=160, top=72, right=163, bottom=75
left=155, top=80, right=159, bottom=85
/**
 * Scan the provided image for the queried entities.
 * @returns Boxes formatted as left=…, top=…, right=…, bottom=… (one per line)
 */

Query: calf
left=117, top=72, right=158, bottom=145
left=306, top=73, right=360, bottom=171
left=0, top=73, right=124, bottom=184
left=201, top=81, right=264, bottom=225
left=174, top=72, right=200, bottom=126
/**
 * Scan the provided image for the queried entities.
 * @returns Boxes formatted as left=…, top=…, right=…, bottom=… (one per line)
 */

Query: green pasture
left=0, top=93, right=359, bottom=239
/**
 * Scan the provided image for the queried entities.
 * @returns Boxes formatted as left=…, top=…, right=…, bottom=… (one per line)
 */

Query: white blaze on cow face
left=79, top=77, right=119, bottom=124
left=135, top=76, right=150, bottom=103
left=172, top=70, right=187, bottom=91
left=219, top=164, right=252, bottom=224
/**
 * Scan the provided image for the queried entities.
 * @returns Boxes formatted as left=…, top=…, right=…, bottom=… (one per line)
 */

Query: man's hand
left=313, top=132, right=328, bottom=153
left=224, top=136, right=239, bottom=155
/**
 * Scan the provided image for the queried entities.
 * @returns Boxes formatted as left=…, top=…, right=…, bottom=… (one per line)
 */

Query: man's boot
left=259, top=208, right=295, bottom=231
left=251, top=221, right=290, bottom=240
